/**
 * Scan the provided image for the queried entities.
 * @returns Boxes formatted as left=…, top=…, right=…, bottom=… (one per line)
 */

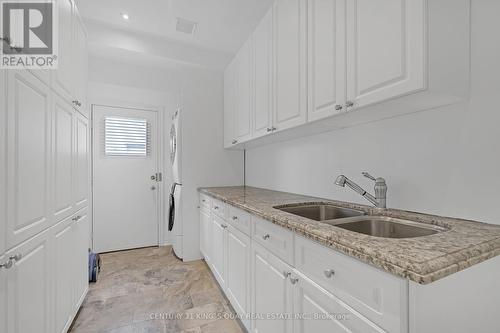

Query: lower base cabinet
left=199, top=208, right=211, bottom=263
left=211, top=215, right=227, bottom=288
left=226, top=225, right=251, bottom=330
left=251, top=242, right=293, bottom=333
left=6, top=228, right=52, bottom=333
left=293, top=272, right=384, bottom=333
left=2, top=209, right=89, bottom=333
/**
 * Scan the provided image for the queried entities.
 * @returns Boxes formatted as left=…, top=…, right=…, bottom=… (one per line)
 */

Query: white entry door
left=92, top=105, right=159, bottom=253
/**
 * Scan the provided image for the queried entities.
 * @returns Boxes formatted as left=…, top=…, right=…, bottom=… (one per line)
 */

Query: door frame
left=90, top=102, right=166, bottom=251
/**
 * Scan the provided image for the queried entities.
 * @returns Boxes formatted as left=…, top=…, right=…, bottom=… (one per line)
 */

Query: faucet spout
left=334, top=173, right=387, bottom=208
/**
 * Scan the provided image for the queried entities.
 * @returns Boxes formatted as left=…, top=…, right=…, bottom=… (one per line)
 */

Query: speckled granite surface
left=199, top=186, right=500, bottom=285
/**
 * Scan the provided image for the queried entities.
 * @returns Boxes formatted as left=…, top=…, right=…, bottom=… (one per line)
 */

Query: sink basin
left=334, top=216, right=448, bottom=238
left=275, top=204, right=365, bottom=221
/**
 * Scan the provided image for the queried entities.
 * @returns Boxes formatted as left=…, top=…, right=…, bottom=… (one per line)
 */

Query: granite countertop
left=198, top=186, right=500, bottom=285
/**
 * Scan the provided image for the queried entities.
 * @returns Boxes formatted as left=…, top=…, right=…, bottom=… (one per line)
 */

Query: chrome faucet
left=335, top=172, right=387, bottom=208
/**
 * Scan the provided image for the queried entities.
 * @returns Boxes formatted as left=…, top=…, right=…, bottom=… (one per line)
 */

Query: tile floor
left=69, top=247, right=245, bottom=333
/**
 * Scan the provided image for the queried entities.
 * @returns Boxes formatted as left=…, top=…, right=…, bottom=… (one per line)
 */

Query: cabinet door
left=6, top=70, right=52, bottom=249
left=73, top=9, right=88, bottom=117
left=273, top=0, right=307, bottom=132
left=53, top=0, right=74, bottom=100
left=53, top=94, right=75, bottom=221
left=226, top=225, right=251, bottom=330
left=53, top=217, right=75, bottom=333
left=346, top=0, right=425, bottom=110
left=199, top=208, right=211, bottom=262
left=308, top=0, right=346, bottom=121
left=73, top=208, right=89, bottom=308
left=253, top=7, right=273, bottom=138
left=74, top=112, right=90, bottom=210
left=293, top=273, right=384, bottom=333
left=0, top=255, right=6, bottom=333
left=211, top=215, right=227, bottom=288
left=6, top=229, right=52, bottom=333
left=224, top=59, right=237, bottom=147
left=236, top=38, right=253, bottom=142
left=251, top=242, right=293, bottom=333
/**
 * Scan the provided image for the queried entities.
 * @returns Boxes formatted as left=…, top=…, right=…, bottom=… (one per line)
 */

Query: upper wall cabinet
left=252, top=7, right=274, bottom=139
left=273, top=0, right=308, bottom=132
left=224, top=0, right=470, bottom=149
left=308, top=0, right=346, bottom=122
left=235, top=38, right=254, bottom=143
left=224, top=59, right=237, bottom=148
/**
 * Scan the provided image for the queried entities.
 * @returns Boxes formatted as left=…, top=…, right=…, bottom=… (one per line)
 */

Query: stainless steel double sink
left=275, top=204, right=448, bottom=239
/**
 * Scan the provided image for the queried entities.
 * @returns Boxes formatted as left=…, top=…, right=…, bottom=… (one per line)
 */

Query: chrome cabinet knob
left=262, top=234, right=270, bottom=240
left=266, top=128, right=273, bottom=132
left=151, top=186, right=157, bottom=190
left=346, top=101, right=354, bottom=108
left=290, top=276, right=299, bottom=284
left=72, top=215, right=82, bottom=222
left=232, top=139, right=238, bottom=145
left=335, top=104, right=343, bottom=111
left=283, top=271, right=291, bottom=278
left=271, top=127, right=277, bottom=131
left=221, top=224, right=228, bottom=229
left=324, top=269, right=335, bottom=278
left=214, top=206, right=219, bottom=210
left=232, top=216, right=238, bottom=220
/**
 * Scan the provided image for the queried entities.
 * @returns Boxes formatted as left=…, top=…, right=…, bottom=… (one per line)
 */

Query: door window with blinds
left=104, top=117, right=151, bottom=157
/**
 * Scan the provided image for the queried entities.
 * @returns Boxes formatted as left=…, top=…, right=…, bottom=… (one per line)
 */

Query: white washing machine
left=168, top=108, right=183, bottom=259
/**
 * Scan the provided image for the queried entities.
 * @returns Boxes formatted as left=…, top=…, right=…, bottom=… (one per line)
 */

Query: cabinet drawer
left=294, top=235, right=407, bottom=332
left=199, top=194, right=211, bottom=211
left=211, top=199, right=226, bottom=219
left=228, top=206, right=251, bottom=235
left=252, top=216, right=294, bottom=265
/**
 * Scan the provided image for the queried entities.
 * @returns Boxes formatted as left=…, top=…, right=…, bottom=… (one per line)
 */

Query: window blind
left=104, top=117, right=150, bottom=157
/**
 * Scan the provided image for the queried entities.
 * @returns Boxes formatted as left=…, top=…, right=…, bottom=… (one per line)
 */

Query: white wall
left=180, top=67, right=244, bottom=261
left=246, top=0, right=500, bottom=225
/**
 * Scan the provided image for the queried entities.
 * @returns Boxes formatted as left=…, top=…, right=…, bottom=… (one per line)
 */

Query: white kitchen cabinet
left=53, top=93, right=75, bottom=222
left=6, top=229, right=52, bottom=333
left=53, top=0, right=74, bottom=101
left=226, top=225, right=251, bottom=330
left=211, top=215, right=228, bottom=288
left=73, top=208, right=90, bottom=308
left=5, top=70, right=52, bottom=249
left=235, top=38, right=253, bottom=143
left=73, top=8, right=89, bottom=117
left=293, top=272, right=384, bottom=333
left=53, top=216, right=75, bottom=333
left=199, top=207, right=211, bottom=263
left=307, top=0, right=346, bottom=122
left=74, top=112, right=90, bottom=211
left=224, top=58, right=238, bottom=148
left=273, top=0, right=307, bottom=132
left=251, top=241, right=294, bottom=333
left=346, top=0, right=425, bottom=110
left=0, top=255, right=6, bottom=333
left=252, top=7, right=274, bottom=138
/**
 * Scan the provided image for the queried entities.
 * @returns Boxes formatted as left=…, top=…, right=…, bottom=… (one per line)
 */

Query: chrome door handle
left=324, top=269, right=335, bottom=278
left=9, top=254, right=22, bottom=262
left=262, top=234, right=270, bottom=240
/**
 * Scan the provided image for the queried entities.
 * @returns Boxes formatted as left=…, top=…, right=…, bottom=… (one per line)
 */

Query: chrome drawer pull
left=324, top=269, right=335, bottom=278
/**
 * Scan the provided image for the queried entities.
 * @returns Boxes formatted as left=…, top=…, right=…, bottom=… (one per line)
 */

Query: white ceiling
left=75, top=0, right=274, bottom=55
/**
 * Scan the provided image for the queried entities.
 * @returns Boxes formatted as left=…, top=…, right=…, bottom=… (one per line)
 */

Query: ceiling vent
left=175, top=17, right=198, bottom=35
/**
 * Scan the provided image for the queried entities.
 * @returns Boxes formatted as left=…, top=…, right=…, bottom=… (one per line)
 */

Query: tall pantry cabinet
left=0, top=1, right=90, bottom=332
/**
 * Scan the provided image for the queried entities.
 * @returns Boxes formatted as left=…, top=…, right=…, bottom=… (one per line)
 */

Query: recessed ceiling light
left=121, top=13, right=130, bottom=20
